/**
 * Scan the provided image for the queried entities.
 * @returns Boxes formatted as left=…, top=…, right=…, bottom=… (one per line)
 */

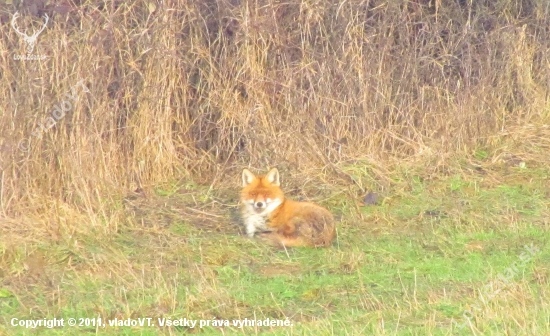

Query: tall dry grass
left=0, top=0, right=549, bottom=225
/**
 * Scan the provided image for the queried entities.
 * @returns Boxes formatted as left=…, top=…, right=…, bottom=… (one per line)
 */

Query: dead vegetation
left=0, top=0, right=548, bottom=220
left=0, top=0, right=549, bottom=332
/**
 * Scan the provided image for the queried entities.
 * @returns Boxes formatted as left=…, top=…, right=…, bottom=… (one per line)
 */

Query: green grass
left=1, top=163, right=549, bottom=335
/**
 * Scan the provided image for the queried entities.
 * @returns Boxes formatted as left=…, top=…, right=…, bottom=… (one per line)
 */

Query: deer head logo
left=11, top=12, right=49, bottom=55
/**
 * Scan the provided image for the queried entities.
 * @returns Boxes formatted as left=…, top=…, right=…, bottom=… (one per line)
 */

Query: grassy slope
left=1, top=157, right=548, bottom=335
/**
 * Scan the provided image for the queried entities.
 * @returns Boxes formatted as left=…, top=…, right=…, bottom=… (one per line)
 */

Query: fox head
left=241, top=168, right=284, bottom=215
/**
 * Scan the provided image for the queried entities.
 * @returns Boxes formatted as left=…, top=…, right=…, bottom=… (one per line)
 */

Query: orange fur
left=240, top=168, right=336, bottom=248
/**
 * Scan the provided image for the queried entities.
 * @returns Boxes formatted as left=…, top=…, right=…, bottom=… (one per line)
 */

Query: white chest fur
left=241, top=210, right=268, bottom=237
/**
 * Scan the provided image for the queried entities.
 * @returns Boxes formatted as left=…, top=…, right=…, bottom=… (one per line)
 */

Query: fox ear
left=242, top=169, right=255, bottom=186
left=266, top=168, right=280, bottom=186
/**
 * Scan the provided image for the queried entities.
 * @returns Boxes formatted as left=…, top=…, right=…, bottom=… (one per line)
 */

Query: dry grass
left=0, top=0, right=549, bottom=334
left=1, top=0, right=549, bottom=212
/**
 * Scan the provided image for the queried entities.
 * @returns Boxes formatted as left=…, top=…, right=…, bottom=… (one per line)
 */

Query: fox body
left=240, top=168, right=336, bottom=248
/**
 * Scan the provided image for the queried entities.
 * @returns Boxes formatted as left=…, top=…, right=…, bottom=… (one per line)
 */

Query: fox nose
left=255, top=201, right=265, bottom=208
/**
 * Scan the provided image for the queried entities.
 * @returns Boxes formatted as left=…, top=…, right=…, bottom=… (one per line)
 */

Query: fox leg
left=270, top=217, right=299, bottom=236
left=244, top=214, right=269, bottom=237
left=258, top=218, right=307, bottom=248
left=245, top=222, right=258, bottom=237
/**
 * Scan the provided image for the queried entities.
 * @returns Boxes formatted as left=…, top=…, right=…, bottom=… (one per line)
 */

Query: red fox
left=240, top=168, right=336, bottom=248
